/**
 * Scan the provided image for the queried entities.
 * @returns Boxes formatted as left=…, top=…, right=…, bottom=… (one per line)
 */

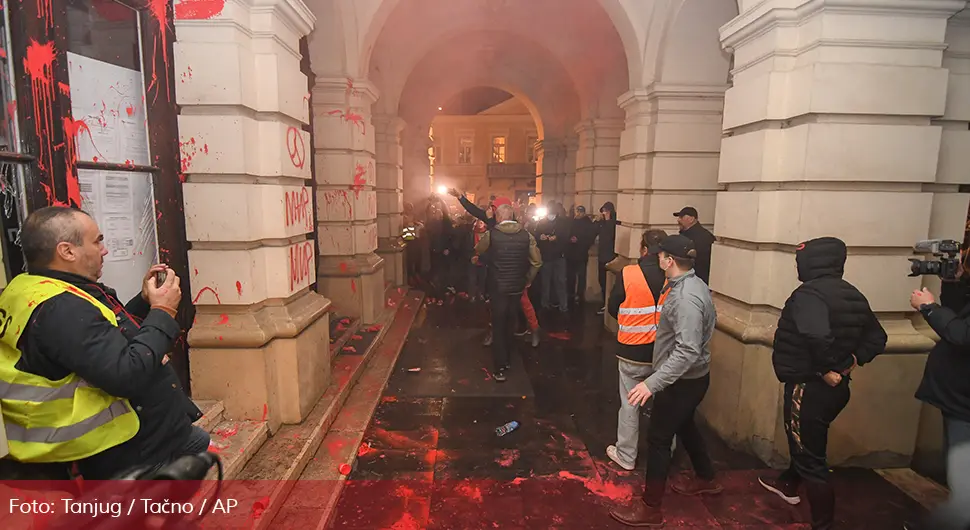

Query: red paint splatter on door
left=174, top=0, right=226, bottom=20
left=62, top=117, right=98, bottom=207
left=56, top=82, right=69, bottom=96
left=37, top=0, right=53, bottom=28
left=147, top=0, right=172, bottom=101
left=24, top=40, right=58, bottom=205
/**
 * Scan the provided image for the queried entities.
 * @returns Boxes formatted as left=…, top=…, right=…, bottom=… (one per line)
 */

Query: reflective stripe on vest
left=616, top=265, right=668, bottom=346
left=0, top=274, right=140, bottom=463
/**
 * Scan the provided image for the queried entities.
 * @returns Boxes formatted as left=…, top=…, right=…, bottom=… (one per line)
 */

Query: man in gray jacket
left=610, top=235, right=721, bottom=527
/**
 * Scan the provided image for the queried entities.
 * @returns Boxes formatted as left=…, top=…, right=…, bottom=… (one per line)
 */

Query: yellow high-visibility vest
left=617, top=265, right=668, bottom=346
left=0, top=274, right=140, bottom=463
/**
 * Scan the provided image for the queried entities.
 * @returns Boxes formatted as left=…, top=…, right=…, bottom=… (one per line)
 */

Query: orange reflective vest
left=616, top=265, right=668, bottom=346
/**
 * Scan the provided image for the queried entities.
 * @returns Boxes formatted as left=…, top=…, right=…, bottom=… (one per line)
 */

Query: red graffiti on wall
left=327, top=109, right=366, bottom=135
left=284, top=187, right=312, bottom=231
left=180, top=65, right=194, bottom=84
left=286, top=127, right=305, bottom=169
left=37, top=0, right=53, bottom=28
left=235, top=281, right=243, bottom=296
left=192, top=286, right=222, bottom=305
left=288, top=241, right=315, bottom=292
left=174, top=0, right=226, bottom=20
left=24, top=40, right=59, bottom=205
left=322, top=190, right=352, bottom=218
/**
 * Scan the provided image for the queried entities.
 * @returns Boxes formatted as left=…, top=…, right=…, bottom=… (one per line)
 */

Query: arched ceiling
left=393, top=30, right=582, bottom=139
left=365, top=0, right=629, bottom=122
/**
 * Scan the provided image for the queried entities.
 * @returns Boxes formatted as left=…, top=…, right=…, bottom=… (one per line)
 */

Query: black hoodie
left=771, top=237, right=887, bottom=384
left=596, top=201, right=618, bottom=263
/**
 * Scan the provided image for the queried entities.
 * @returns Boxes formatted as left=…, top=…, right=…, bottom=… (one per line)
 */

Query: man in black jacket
left=596, top=201, right=618, bottom=315
left=759, top=237, right=887, bottom=530
left=673, top=207, right=716, bottom=285
left=567, top=206, right=596, bottom=304
left=475, top=204, right=542, bottom=382
left=0, top=206, right=207, bottom=479
left=911, top=257, right=970, bottom=483
left=606, top=229, right=667, bottom=471
left=536, top=203, right=570, bottom=312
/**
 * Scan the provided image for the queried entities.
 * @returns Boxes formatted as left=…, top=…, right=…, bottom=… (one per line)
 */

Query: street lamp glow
left=437, top=185, right=447, bottom=194
left=438, top=106, right=443, bottom=111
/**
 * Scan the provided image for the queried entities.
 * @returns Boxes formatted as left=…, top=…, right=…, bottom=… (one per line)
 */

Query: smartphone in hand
left=155, top=269, right=167, bottom=286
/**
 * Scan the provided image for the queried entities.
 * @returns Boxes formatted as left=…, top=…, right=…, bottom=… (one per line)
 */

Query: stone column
left=402, top=125, right=432, bottom=205
left=373, top=115, right=406, bottom=288
left=615, top=87, right=725, bottom=259
left=710, top=0, right=967, bottom=468
left=536, top=138, right=568, bottom=205
left=312, top=78, right=385, bottom=324
left=176, top=0, right=330, bottom=432
left=573, top=119, right=622, bottom=212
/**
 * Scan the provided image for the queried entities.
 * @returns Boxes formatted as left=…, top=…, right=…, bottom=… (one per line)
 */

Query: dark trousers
left=490, top=292, right=521, bottom=371
left=567, top=259, right=588, bottom=301
left=780, top=380, right=850, bottom=529
left=430, top=253, right=451, bottom=297
left=644, top=374, right=714, bottom=505
left=469, top=264, right=487, bottom=299
left=598, top=259, right=612, bottom=302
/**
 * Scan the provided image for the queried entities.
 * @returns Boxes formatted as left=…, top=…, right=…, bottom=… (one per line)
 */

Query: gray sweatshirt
left=645, top=269, right=715, bottom=394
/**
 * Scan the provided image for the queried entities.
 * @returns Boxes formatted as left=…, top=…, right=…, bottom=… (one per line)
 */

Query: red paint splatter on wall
left=24, top=40, right=58, bottom=205
left=174, top=0, right=226, bottom=20
left=327, top=109, right=366, bottom=135
left=350, top=162, right=373, bottom=199
left=0, top=48, right=6, bottom=60
left=37, top=0, right=53, bottom=28
left=261, top=404, right=268, bottom=422
left=350, top=279, right=357, bottom=294
left=179, top=136, right=208, bottom=174
left=339, top=262, right=348, bottom=273
left=125, top=104, right=134, bottom=117
left=180, top=65, right=193, bottom=83
left=56, top=82, right=69, bottom=96
left=192, top=286, right=222, bottom=305
left=235, top=281, right=242, bottom=296
left=216, top=314, right=229, bottom=325
left=345, top=78, right=360, bottom=98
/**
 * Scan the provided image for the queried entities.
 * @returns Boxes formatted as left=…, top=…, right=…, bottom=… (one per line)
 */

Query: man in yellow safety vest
left=0, top=206, right=208, bottom=479
left=606, top=229, right=669, bottom=471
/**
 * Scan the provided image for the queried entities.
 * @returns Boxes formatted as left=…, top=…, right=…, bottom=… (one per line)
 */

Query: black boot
left=804, top=480, right=835, bottom=530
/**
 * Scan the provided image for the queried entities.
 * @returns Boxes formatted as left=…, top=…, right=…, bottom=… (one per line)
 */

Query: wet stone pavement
left=328, top=293, right=926, bottom=529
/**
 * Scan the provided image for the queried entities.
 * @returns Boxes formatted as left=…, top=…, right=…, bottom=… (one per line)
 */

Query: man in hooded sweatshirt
left=596, top=201, right=619, bottom=315
left=474, top=204, right=542, bottom=382
left=758, top=237, right=887, bottom=530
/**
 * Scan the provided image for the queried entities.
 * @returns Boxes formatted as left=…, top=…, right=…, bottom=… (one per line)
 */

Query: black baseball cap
left=576, top=205, right=586, bottom=213
left=673, top=206, right=698, bottom=218
left=659, top=235, right=697, bottom=259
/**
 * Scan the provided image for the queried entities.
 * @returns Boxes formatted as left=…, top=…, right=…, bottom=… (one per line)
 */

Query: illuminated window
left=526, top=136, right=537, bottom=164
left=491, top=136, right=506, bottom=164
left=458, top=137, right=473, bottom=164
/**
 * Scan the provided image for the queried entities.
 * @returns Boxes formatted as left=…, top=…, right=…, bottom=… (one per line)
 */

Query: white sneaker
left=606, top=445, right=635, bottom=471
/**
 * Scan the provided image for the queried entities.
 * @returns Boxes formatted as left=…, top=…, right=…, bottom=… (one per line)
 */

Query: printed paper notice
left=103, top=214, right=135, bottom=262
left=66, top=52, right=150, bottom=166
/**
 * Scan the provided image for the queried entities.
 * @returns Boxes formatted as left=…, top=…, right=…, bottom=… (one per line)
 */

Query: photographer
left=911, top=248, right=970, bottom=466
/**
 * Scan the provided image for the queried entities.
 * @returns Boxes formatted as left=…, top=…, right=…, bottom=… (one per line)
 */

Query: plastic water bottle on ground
left=495, top=421, right=519, bottom=437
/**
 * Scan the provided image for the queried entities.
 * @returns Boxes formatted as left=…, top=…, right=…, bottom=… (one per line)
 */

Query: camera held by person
left=909, top=239, right=962, bottom=281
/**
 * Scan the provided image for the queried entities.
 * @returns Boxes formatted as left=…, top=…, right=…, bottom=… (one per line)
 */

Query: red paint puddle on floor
left=357, top=443, right=376, bottom=457
left=381, top=396, right=398, bottom=402
left=342, top=346, right=357, bottom=353
left=366, top=324, right=383, bottom=332
left=212, top=425, right=238, bottom=438
left=455, top=481, right=484, bottom=503
left=547, top=331, right=572, bottom=341
left=495, top=449, right=519, bottom=468
left=481, top=368, right=492, bottom=381
left=557, top=470, right=634, bottom=501
left=351, top=334, right=363, bottom=340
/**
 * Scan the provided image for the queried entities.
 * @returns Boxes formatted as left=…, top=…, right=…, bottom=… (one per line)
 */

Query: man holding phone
left=0, top=206, right=207, bottom=479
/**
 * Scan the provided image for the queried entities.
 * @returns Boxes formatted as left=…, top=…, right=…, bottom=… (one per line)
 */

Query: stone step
left=269, top=290, right=425, bottom=530
left=219, top=289, right=423, bottom=530
left=329, top=315, right=360, bottom=357
left=206, top=419, right=269, bottom=481
left=194, top=400, right=225, bottom=432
